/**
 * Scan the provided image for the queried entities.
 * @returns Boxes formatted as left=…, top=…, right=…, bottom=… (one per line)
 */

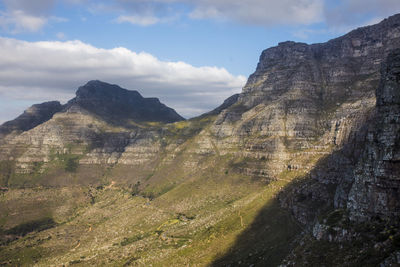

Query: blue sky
left=0, top=0, right=400, bottom=123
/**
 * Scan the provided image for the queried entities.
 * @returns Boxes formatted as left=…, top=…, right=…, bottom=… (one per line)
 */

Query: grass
left=5, top=217, right=56, bottom=237
left=0, top=159, right=303, bottom=266
left=0, top=96, right=373, bottom=266
left=0, top=160, right=14, bottom=186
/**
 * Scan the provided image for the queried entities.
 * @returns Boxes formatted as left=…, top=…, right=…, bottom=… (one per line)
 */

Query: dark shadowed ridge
left=65, top=80, right=185, bottom=125
left=0, top=101, right=62, bottom=138
left=196, top=93, right=239, bottom=119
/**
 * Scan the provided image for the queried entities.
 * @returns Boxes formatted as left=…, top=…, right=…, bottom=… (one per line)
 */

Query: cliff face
left=1, top=14, right=400, bottom=267
left=206, top=14, right=400, bottom=182
left=0, top=15, right=399, bottom=210
left=242, top=14, right=400, bottom=108
left=277, top=50, right=400, bottom=266
left=347, top=49, right=400, bottom=221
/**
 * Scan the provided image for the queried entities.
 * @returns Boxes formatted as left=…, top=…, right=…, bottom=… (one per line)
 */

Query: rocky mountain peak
left=239, top=13, right=400, bottom=108
left=75, top=80, right=142, bottom=102
left=0, top=101, right=62, bottom=138
left=67, top=80, right=184, bottom=124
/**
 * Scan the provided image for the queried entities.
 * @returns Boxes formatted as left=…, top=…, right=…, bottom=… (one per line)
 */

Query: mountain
left=279, top=48, right=400, bottom=266
left=0, top=101, right=62, bottom=139
left=67, top=80, right=185, bottom=124
left=1, top=14, right=400, bottom=267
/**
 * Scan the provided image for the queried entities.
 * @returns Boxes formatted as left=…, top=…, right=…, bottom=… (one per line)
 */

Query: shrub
left=64, top=157, right=79, bottom=172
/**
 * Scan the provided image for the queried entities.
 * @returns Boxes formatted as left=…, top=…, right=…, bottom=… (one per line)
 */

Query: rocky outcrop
left=347, top=49, right=400, bottom=221
left=241, top=13, right=400, bottom=109
left=205, top=14, right=400, bottom=181
left=0, top=81, right=186, bottom=179
left=0, top=101, right=62, bottom=139
left=1, top=12, right=400, bottom=267
left=0, top=15, right=400, bottom=224
left=66, top=80, right=185, bottom=125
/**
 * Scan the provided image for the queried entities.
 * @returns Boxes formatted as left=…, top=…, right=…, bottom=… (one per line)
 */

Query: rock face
left=0, top=81, right=185, bottom=181
left=67, top=80, right=184, bottom=124
left=0, top=101, right=62, bottom=138
left=206, top=14, right=400, bottom=181
left=347, top=49, right=400, bottom=221
left=241, top=13, right=400, bottom=109
left=1, top=13, right=400, bottom=267
left=0, top=11, right=400, bottom=239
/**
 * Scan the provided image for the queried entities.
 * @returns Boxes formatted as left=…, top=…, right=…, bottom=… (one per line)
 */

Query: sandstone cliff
left=347, top=49, right=400, bottom=221
left=1, top=14, right=400, bottom=267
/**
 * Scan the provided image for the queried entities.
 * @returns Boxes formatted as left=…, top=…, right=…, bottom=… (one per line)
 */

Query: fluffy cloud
left=78, top=0, right=324, bottom=27
left=0, top=0, right=55, bottom=32
left=116, top=14, right=160, bottom=26
left=187, top=0, right=324, bottom=26
left=0, top=37, right=246, bottom=122
left=0, top=0, right=70, bottom=32
left=0, top=10, right=47, bottom=33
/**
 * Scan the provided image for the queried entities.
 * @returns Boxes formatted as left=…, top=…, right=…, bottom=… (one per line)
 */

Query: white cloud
left=0, top=37, right=246, bottom=120
left=83, top=0, right=324, bottom=27
left=116, top=15, right=160, bottom=26
left=0, top=10, right=47, bottom=33
left=2, top=0, right=55, bottom=16
left=187, top=0, right=324, bottom=26
left=56, top=32, right=67, bottom=39
left=0, top=0, right=55, bottom=33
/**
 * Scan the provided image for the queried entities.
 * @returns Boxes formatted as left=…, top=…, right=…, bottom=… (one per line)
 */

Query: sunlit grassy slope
left=0, top=172, right=302, bottom=266
left=0, top=115, right=326, bottom=266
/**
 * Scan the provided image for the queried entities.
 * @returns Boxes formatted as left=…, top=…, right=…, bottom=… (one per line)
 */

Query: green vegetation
left=64, top=156, right=79, bottom=172
left=0, top=153, right=304, bottom=266
left=120, top=233, right=150, bottom=246
left=0, top=160, right=14, bottom=186
left=163, top=115, right=215, bottom=144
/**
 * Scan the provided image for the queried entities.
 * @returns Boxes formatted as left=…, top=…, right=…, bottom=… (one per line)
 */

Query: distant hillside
left=1, top=13, right=400, bottom=267
left=66, top=80, right=185, bottom=125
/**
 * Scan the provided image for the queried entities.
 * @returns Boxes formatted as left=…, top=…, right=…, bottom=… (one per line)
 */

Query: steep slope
left=0, top=101, right=62, bottom=139
left=277, top=48, right=400, bottom=267
left=211, top=13, right=400, bottom=172
left=1, top=14, right=400, bottom=267
left=348, top=49, right=400, bottom=221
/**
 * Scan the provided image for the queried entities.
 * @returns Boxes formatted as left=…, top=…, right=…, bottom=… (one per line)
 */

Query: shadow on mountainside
left=210, top=114, right=374, bottom=266
left=210, top=196, right=303, bottom=267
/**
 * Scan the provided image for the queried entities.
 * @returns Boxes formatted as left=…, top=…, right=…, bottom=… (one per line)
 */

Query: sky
left=1, top=0, right=400, bottom=123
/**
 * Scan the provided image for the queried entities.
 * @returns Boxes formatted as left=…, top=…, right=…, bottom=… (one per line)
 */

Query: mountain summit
left=66, top=80, right=184, bottom=124
left=1, top=14, right=400, bottom=267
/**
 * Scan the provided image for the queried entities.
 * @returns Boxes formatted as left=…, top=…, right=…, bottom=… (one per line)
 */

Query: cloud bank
left=187, top=0, right=323, bottom=26
left=2, top=0, right=400, bottom=32
left=325, top=0, right=400, bottom=33
left=0, top=37, right=246, bottom=122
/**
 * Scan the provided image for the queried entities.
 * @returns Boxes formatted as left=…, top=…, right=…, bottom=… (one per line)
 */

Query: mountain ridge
left=66, top=80, right=185, bottom=125
left=1, top=13, right=400, bottom=266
